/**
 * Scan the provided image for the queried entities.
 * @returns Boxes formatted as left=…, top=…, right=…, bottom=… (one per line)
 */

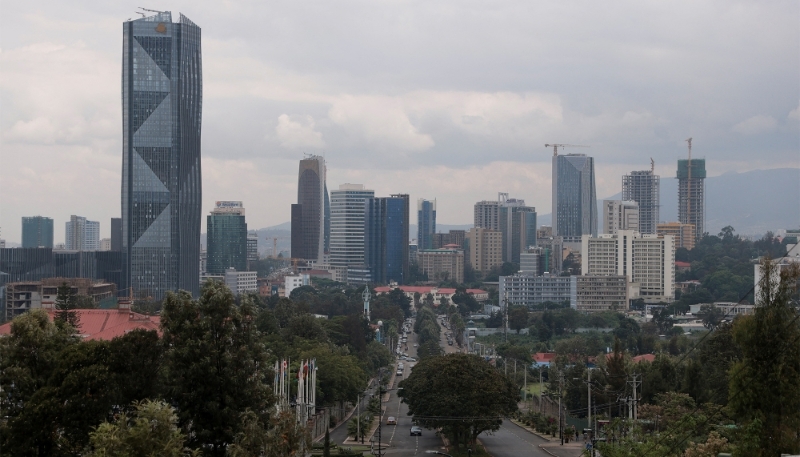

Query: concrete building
left=465, top=227, right=503, bottom=273
left=122, top=11, right=203, bottom=300
left=206, top=201, right=247, bottom=275
left=247, top=230, right=259, bottom=267
left=100, top=238, right=111, bottom=251
left=536, top=236, right=564, bottom=275
left=66, top=216, right=100, bottom=251
left=603, top=200, right=640, bottom=234
left=474, top=200, right=500, bottom=231
left=284, top=274, right=310, bottom=298
left=499, top=273, right=576, bottom=309
left=657, top=222, right=696, bottom=250
left=499, top=195, right=537, bottom=264
left=223, top=269, right=257, bottom=295
left=329, top=184, right=375, bottom=280
left=552, top=153, right=597, bottom=240
left=519, top=247, right=542, bottom=276
left=4, top=277, right=116, bottom=322
left=622, top=169, right=660, bottom=234
left=417, top=248, right=464, bottom=284
left=677, top=158, right=706, bottom=239
left=754, top=245, right=800, bottom=303
left=417, top=199, right=436, bottom=250
left=581, top=230, right=675, bottom=302
left=432, top=230, right=466, bottom=249
left=22, top=216, right=54, bottom=248
left=291, top=155, right=326, bottom=262
left=575, top=275, right=629, bottom=312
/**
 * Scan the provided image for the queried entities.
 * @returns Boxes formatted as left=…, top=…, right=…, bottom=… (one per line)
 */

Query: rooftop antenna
left=650, top=157, right=655, bottom=173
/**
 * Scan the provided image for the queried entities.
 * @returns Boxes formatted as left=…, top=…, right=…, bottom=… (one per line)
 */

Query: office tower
left=474, top=200, right=501, bottom=230
left=519, top=246, right=543, bottom=276
left=464, top=227, right=502, bottom=273
left=603, top=200, right=639, bottom=234
left=110, top=218, right=122, bottom=252
left=122, top=12, right=202, bottom=300
left=365, top=197, right=407, bottom=284
left=65, top=216, right=99, bottom=251
left=324, top=184, right=330, bottom=256
left=22, top=216, right=54, bottom=248
left=581, top=230, right=675, bottom=302
left=291, top=155, right=326, bottom=262
left=330, top=184, right=374, bottom=270
left=622, top=169, right=660, bottom=234
left=206, top=201, right=247, bottom=275
left=247, top=230, right=259, bottom=267
left=390, top=193, right=410, bottom=282
left=498, top=195, right=537, bottom=264
left=552, top=153, right=597, bottom=239
left=417, top=199, right=436, bottom=250
left=677, top=158, right=706, bottom=239
left=657, top=222, right=696, bottom=250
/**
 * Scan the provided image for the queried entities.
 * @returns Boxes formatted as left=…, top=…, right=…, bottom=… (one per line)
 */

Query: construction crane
left=545, top=143, right=589, bottom=156
left=138, top=7, right=168, bottom=14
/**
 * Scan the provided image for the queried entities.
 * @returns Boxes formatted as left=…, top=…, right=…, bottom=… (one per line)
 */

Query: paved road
left=478, top=420, right=554, bottom=457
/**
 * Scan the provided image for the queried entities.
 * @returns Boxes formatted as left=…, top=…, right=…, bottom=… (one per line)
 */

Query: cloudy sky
left=1, top=1, right=798, bottom=243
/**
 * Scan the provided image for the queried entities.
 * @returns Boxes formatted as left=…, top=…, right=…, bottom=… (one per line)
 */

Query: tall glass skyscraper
left=122, top=12, right=202, bottom=300
left=206, top=201, right=247, bottom=274
left=22, top=216, right=54, bottom=248
left=365, top=197, right=408, bottom=285
left=552, top=154, right=597, bottom=238
left=291, top=155, right=326, bottom=262
left=417, top=199, right=436, bottom=250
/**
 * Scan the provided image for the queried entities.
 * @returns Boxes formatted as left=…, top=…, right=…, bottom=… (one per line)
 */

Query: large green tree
left=160, top=282, right=274, bottom=456
left=398, top=353, right=519, bottom=450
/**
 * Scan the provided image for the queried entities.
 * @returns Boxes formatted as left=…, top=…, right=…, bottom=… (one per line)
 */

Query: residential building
left=537, top=226, right=553, bottom=240
left=499, top=273, right=576, bottom=309
left=417, top=199, right=436, bottom=250
left=365, top=197, right=408, bottom=284
left=247, top=230, right=259, bottom=267
left=622, top=169, right=660, bottom=234
left=474, top=200, right=500, bottom=230
left=519, top=246, right=543, bottom=276
left=657, top=222, right=696, bottom=250
left=224, top=268, right=257, bottom=295
left=110, top=218, right=122, bottom=252
left=329, top=184, right=374, bottom=279
left=498, top=196, right=536, bottom=264
left=575, top=275, right=629, bottom=312
left=291, top=155, right=326, bottom=262
left=22, top=216, right=54, bottom=248
left=677, top=158, right=706, bottom=239
left=603, top=200, right=639, bottom=234
left=66, top=216, right=100, bottom=251
left=390, top=194, right=411, bottom=282
left=465, top=227, right=503, bottom=273
left=122, top=12, right=203, bottom=300
left=417, top=248, right=464, bottom=284
left=754, top=245, right=800, bottom=303
left=581, top=230, right=675, bottom=302
left=552, top=153, right=597, bottom=239
left=206, top=201, right=247, bottom=275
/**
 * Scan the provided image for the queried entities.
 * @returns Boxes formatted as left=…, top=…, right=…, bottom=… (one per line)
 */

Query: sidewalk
left=508, top=419, right=587, bottom=457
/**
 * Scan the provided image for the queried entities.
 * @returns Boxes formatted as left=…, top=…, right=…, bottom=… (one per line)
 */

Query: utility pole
left=523, top=364, right=527, bottom=403
left=587, top=368, right=592, bottom=434
left=539, top=368, right=543, bottom=414
left=632, top=373, right=640, bottom=421
left=559, top=371, right=565, bottom=445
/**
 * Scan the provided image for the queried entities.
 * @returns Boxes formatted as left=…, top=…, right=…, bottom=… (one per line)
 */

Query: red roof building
left=0, top=309, right=161, bottom=341
left=532, top=352, right=557, bottom=366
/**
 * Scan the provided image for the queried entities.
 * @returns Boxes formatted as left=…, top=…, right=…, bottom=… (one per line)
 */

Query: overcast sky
left=1, top=1, right=798, bottom=243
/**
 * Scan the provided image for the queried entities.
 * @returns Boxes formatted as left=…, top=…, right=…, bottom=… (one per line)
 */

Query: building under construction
left=622, top=168, right=660, bottom=234
left=677, top=158, right=706, bottom=239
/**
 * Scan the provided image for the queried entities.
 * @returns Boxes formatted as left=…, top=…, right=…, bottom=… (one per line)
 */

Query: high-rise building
left=622, top=169, right=660, bottom=234
left=603, top=200, right=639, bottom=234
left=22, top=216, right=54, bottom=248
left=122, top=12, right=202, bottom=300
left=581, top=230, right=675, bottom=302
left=432, top=230, right=466, bottom=250
left=206, top=202, right=247, bottom=275
left=498, top=196, right=536, bottom=264
left=247, top=230, right=259, bottom=267
left=110, top=218, right=122, bottom=252
left=417, top=248, right=464, bottom=284
left=552, top=154, right=597, bottom=239
left=474, top=200, right=500, bottom=230
left=417, top=199, right=436, bottom=250
left=291, top=155, right=326, bottom=262
left=536, top=236, right=563, bottom=276
left=677, top=158, right=706, bottom=239
left=365, top=197, right=407, bottom=284
left=464, top=227, right=502, bottom=273
left=65, top=216, right=99, bottom=251
left=330, top=184, right=374, bottom=271
left=657, top=222, right=696, bottom=250
left=390, top=194, right=410, bottom=282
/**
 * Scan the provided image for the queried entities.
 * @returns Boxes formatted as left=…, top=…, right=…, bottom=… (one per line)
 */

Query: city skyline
left=1, top=2, right=798, bottom=243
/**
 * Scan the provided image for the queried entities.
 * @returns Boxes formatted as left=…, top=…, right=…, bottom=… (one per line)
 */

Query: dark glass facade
left=0, top=248, right=127, bottom=294
left=417, top=199, right=436, bottom=250
left=552, top=154, right=597, bottom=238
left=207, top=213, right=247, bottom=274
left=122, top=12, right=202, bottom=300
left=111, top=218, right=122, bottom=252
left=364, top=197, right=407, bottom=284
left=21, top=216, right=54, bottom=248
left=292, top=156, right=325, bottom=261
left=390, top=194, right=410, bottom=282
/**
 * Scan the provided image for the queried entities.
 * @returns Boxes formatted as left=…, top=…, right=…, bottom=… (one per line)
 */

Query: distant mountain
left=538, top=168, right=800, bottom=236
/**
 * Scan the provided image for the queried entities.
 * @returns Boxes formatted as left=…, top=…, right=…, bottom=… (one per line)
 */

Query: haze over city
left=1, top=1, right=798, bottom=243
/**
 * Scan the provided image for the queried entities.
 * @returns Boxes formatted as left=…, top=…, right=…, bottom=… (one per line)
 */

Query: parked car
left=387, top=417, right=397, bottom=425
left=410, top=426, right=422, bottom=436
left=406, top=357, right=417, bottom=362
left=396, top=370, right=403, bottom=376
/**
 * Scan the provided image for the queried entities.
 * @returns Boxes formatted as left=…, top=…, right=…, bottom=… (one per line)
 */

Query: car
left=413, top=343, right=418, bottom=347
left=406, top=357, right=417, bottom=362
left=410, top=426, right=422, bottom=436
left=396, top=370, right=403, bottom=376
left=387, top=417, right=397, bottom=425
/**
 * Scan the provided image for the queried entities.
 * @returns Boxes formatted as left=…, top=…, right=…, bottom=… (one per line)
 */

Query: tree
left=87, top=400, right=196, bottom=457
left=398, top=353, right=519, bottom=450
left=728, top=259, right=800, bottom=456
left=323, top=428, right=331, bottom=457
left=509, top=306, right=529, bottom=334
left=54, top=282, right=80, bottom=330
left=347, top=413, right=372, bottom=441
left=160, top=283, right=274, bottom=456
left=228, top=409, right=310, bottom=457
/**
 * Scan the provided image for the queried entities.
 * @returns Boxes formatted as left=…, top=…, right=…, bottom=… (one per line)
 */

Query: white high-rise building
left=603, top=200, right=639, bottom=234
left=329, top=184, right=375, bottom=269
left=65, top=215, right=100, bottom=251
left=581, top=230, right=675, bottom=302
